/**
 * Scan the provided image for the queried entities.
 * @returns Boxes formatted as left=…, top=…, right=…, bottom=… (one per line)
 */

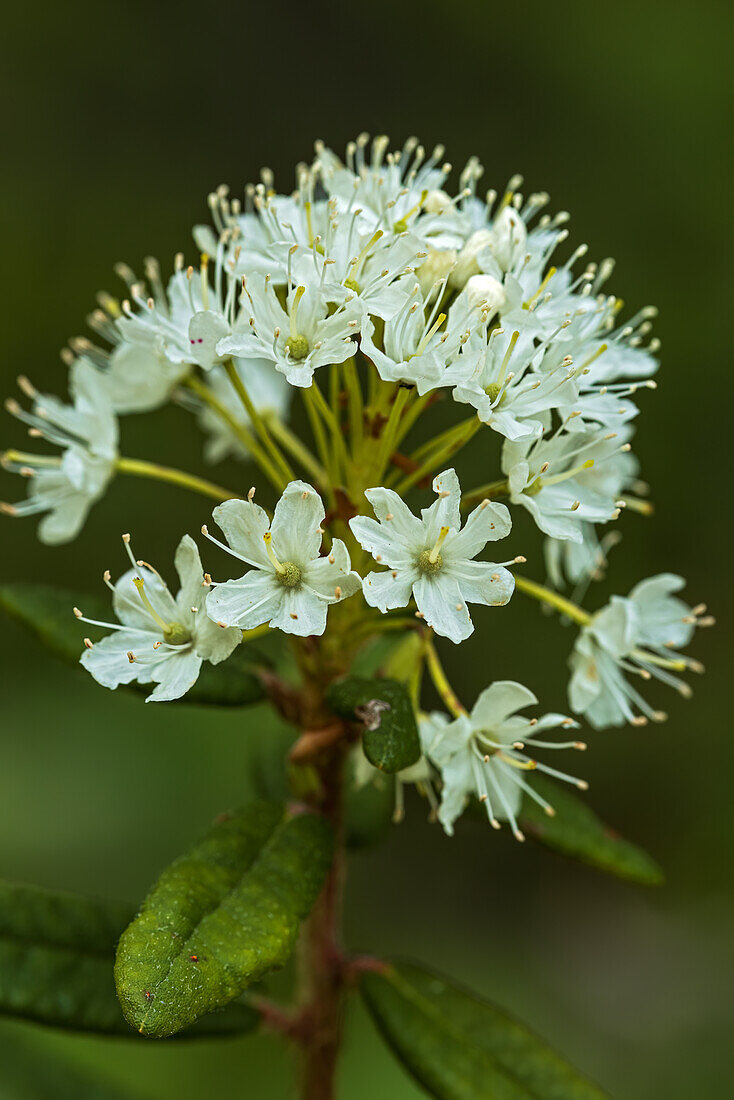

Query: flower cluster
left=1, top=133, right=710, bottom=838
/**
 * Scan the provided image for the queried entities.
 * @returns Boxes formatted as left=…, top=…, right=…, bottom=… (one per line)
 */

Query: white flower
left=360, top=285, right=481, bottom=395
left=204, top=482, right=362, bottom=637
left=502, top=427, right=635, bottom=542
left=196, top=357, right=292, bottom=464
left=315, top=134, right=450, bottom=239
left=420, top=681, right=586, bottom=837
left=312, top=222, right=418, bottom=323
left=568, top=574, right=709, bottom=729
left=544, top=524, right=621, bottom=590
left=217, top=277, right=360, bottom=388
left=2, top=360, right=118, bottom=545
left=450, top=207, right=528, bottom=288
left=446, top=323, right=579, bottom=441
left=350, top=468, right=516, bottom=644
left=78, top=534, right=240, bottom=702
left=194, top=177, right=332, bottom=283
left=88, top=255, right=242, bottom=414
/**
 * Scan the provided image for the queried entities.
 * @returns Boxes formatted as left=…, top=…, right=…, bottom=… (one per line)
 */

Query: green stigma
left=484, top=382, right=503, bottom=404
left=276, top=562, right=302, bottom=588
left=524, top=478, right=544, bottom=496
left=417, top=549, right=443, bottom=575
left=163, top=621, right=192, bottom=646
left=343, top=276, right=361, bottom=294
left=393, top=218, right=408, bottom=235
left=287, top=334, right=310, bottom=360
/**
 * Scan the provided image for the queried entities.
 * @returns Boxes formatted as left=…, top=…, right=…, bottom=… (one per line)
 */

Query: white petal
left=269, top=587, right=328, bottom=637
left=362, top=486, right=423, bottom=543
left=37, top=493, right=91, bottom=546
left=113, top=566, right=179, bottom=630
left=80, top=628, right=159, bottom=689
left=212, top=498, right=272, bottom=569
left=206, top=571, right=282, bottom=630
left=448, top=500, right=512, bottom=559
left=146, top=650, right=204, bottom=702
left=174, top=534, right=207, bottom=615
left=420, top=468, right=461, bottom=539
left=362, top=568, right=416, bottom=612
left=413, top=573, right=473, bottom=644
left=436, top=753, right=475, bottom=836
left=471, top=681, right=538, bottom=729
left=303, top=540, right=362, bottom=602
left=349, top=516, right=413, bottom=567
left=188, top=311, right=230, bottom=369
left=449, top=561, right=515, bottom=607
left=270, top=481, right=325, bottom=564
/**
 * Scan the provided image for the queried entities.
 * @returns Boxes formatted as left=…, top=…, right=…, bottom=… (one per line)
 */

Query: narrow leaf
left=115, top=801, right=333, bottom=1037
left=519, top=776, right=663, bottom=886
left=361, top=961, right=610, bottom=1100
left=327, top=676, right=420, bottom=773
left=0, top=582, right=267, bottom=706
left=0, top=881, right=258, bottom=1038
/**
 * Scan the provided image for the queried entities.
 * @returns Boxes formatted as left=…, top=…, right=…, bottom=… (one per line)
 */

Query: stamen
left=263, top=531, right=285, bottom=575
left=428, top=525, right=450, bottom=564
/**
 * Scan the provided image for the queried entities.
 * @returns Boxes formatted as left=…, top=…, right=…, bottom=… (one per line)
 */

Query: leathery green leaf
left=0, top=582, right=268, bottom=706
left=0, top=880, right=258, bottom=1038
left=115, top=802, right=333, bottom=1037
left=519, top=775, right=663, bottom=886
left=327, top=676, right=420, bottom=773
left=361, top=961, right=610, bottom=1100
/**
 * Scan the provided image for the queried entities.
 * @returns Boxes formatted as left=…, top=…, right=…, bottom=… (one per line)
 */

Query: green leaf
left=115, top=801, right=333, bottom=1038
left=361, top=960, right=610, bottom=1100
left=0, top=582, right=268, bottom=707
left=0, top=880, right=259, bottom=1038
left=327, top=676, right=420, bottom=773
left=519, top=776, right=663, bottom=886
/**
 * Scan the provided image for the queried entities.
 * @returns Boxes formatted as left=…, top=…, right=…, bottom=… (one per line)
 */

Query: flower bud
left=450, top=229, right=494, bottom=288
left=417, top=249, right=458, bottom=298
left=462, top=274, right=507, bottom=315
left=488, top=207, right=527, bottom=271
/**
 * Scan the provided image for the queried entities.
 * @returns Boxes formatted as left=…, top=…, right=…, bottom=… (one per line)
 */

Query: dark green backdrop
left=1, top=1, right=731, bottom=1096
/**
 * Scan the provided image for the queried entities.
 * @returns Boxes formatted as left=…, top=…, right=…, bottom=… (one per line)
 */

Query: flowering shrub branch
left=0, top=133, right=712, bottom=1100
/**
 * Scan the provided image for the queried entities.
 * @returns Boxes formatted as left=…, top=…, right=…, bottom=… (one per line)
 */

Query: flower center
left=418, top=549, right=443, bottom=574
left=277, top=561, right=302, bottom=588
left=132, top=577, right=192, bottom=645
left=163, top=621, right=193, bottom=645
left=484, top=382, right=503, bottom=404
left=417, top=525, right=450, bottom=575
left=287, top=285, right=310, bottom=360
left=343, top=276, right=361, bottom=294
left=287, top=333, right=310, bottom=360
left=524, top=477, right=544, bottom=496
left=263, top=531, right=302, bottom=588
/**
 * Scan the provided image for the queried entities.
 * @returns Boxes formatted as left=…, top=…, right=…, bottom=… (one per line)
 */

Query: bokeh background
left=1, top=0, right=732, bottom=1095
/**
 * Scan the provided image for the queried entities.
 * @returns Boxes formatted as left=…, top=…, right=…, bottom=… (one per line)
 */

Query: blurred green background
left=1, top=0, right=732, bottom=1095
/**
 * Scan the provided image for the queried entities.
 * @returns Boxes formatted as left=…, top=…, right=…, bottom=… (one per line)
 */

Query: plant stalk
left=297, top=743, right=347, bottom=1100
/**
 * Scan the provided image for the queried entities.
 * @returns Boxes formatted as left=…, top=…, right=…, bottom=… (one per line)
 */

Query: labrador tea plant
left=0, top=134, right=711, bottom=1099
